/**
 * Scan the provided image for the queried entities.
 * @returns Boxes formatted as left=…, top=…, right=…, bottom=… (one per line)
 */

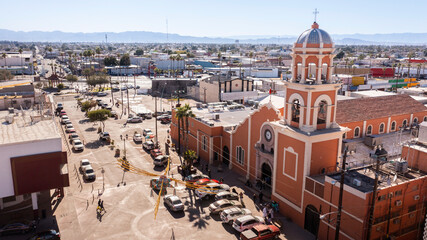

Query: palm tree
left=183, top=104, right=195, bottom=152
left=175, top=106, right=186, bottom=164
left=1, top=53, right=6, bottom=67
left=175, top=104, right=195, bottom=165
left=169, top=55, right=176, bottom=77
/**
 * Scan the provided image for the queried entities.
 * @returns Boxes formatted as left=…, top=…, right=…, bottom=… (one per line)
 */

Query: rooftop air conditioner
left=353, top=179, right=362, bottom=187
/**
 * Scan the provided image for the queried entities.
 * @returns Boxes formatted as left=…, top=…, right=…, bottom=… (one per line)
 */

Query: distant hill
left=1, top=29, right=427, bottom=45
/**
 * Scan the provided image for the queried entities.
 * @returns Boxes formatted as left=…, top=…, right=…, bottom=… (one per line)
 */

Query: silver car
left=163, top=194, right=184, bottom=212
left=83, top=165, right=96, bottom=181
left=72, top=139, right=84, bottom=151
left=209, top=200, right=243, bottom=214
left=220, top=207, right=252, bottom=224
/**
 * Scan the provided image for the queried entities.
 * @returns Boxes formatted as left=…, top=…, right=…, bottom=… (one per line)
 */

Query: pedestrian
left=219, top=177, right=224, bottom=184
left=120, top=135, right=123, bottom=140
left=259, top=192, right=263, bottom=203
left=232, top=188, right=238, bottom=194
left=208, top=169, right=211, bottom=178
left=100, top=200, right=104, bottom=211
left=239, top=192, right=244, bottom=202
left=253, top=193, right=257, bottom=203
left=269, top=207, right=274, bottom=220
left=262, top=206, right=268, bottom=222
left=98, top=199, right=101, bottom=207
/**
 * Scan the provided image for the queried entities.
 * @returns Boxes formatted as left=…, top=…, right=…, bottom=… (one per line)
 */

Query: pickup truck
left=99, top=132, right=110, bottom=141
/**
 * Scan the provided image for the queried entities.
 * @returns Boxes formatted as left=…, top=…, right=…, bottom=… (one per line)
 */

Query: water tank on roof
left=395, top=161, right=408, bottom=173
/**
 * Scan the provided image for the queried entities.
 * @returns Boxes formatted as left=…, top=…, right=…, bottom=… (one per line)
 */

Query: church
left=170, top=22, right=427, bottom=240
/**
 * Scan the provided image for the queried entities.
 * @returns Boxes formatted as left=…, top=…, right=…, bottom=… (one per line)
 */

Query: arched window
left=292, top=99, right=300, bottom=122
left=391, top=121, right=396, bottom=131
left=343, top=133, right=347, bottom=139
left=413, top=117, right=418, bottom=124
left=317, top=100, right=327, bottom=124
left=354, top=127, right=360, bottom=138
left=424, top=116, right=427, bottom=122
left=402, top=119, right=408, bottom=128
left=367, top=125, right=373, bottom=135
left=379, top=123, right=385, bottom=133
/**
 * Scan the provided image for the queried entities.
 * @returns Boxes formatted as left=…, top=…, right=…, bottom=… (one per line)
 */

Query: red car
left=60, top=110, right=67, bottom=116
left=150, top=148, right=163, bottom=158
left=193, top=178, right=220, bottom=187
left=240, top=224, right=280, bottom=240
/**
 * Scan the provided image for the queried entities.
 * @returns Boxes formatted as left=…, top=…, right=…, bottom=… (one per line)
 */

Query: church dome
left=296, top=22, right=332, bottom=45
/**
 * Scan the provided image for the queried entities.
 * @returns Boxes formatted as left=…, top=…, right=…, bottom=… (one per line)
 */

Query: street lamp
left=319, top=211, right=339, bottom=220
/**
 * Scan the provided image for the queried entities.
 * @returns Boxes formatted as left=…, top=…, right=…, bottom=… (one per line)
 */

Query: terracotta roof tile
left=336, top=95, right=427, bottom=124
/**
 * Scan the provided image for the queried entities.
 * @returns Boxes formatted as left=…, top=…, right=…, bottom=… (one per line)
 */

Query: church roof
left=296, top=22, right=332, bottom=45
left=336, top=94, right=427, bottom=124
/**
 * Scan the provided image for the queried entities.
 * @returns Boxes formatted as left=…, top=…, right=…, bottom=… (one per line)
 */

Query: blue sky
left=2, top=0, right=426, bottom=36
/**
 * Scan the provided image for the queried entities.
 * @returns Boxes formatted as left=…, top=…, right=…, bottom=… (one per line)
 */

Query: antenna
left=105, top=34, right=107, bottom=44
left=313, top=8, right=319, bottom=22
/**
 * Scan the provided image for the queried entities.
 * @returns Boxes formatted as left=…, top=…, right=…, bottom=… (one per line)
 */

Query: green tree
left=66, top=74, right=78, bottom=86
left=183, top=150, right=197, bottom=170
left=87, top=109, right=110, bottom=132
left=57, top=83, right=64, bottom=92
left=135, top=49, right=144, bottom=56
left=0, top=69, right=13, bottom=81
left=120, top=54, right=131, bottom=66
left=2, top=53, right=7, bottom=67
left=104, top=56, right=118, bottom=66
left=335, top=51, right=345, bottom=59
left=81, top=100, right=97, bottom=115
left=82, top=68, right=94, bottom=80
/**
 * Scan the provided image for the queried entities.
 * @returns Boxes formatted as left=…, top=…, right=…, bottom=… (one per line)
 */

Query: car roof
left=237, top=215, right=255, bottom=222
left=165, top=195, right=180, bottom=201
left=81, top=159, right=89, bottom=163
left=223, top=207, right=241, bottom=214
left=253, top=224, right=279, bottom=232
left=73, top=139, right=82, bottom=143
left=217, top=191, right=235, bottom=196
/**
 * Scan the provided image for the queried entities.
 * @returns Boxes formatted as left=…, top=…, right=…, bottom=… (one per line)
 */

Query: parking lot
left=3, top=90, right=311, bottom=240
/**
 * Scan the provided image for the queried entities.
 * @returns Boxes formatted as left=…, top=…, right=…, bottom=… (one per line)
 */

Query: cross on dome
left=313, top=8, right=319, bottom=22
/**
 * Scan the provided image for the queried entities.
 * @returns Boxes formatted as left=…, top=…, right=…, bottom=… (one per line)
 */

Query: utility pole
left=121, top=89, right=124, bottom=117
left=366, top=152, right=381, bottom=240
left=335, top=147, right=347, bottom=240
left=154, top=93, right=158, bottom=147
left=110, top=76, right=114, bottom=105
left=126, top=89, right=130, bottom=115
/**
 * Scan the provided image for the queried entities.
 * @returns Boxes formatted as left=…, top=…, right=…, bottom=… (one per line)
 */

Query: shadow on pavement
left=85, top=127, right=97, bottom=132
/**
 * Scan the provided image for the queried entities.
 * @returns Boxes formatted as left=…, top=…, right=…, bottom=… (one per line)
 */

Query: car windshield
left=86, top=169, right=94, bottom=173
left=82, top=162, right=89, bottom=165
left=172, top=200, right=182, bottom=205
left=75, top=141, right=82, bottom=144
left=235, top=219, right=242, bottom=225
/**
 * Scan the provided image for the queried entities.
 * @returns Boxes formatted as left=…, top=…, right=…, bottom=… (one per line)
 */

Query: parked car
left=163, top=194, right=184, bottom=212
left=99, top=132, right=110, bottom=141
left=56, top=103, right=63, bottom=111
left=142, top=140, right=155, bottom=151
left=112, top=87, right=120, bottom=92
left=143, top=129, right=153, bottom=136
left=65, top=124, right=75, bottom=133
left=194, top=178, right=220, bottom=187
left=0, top=222, right=35, bottom=236
left=215, top=191, right=239, bottom=201
left=240, top=224, right=280, bottom=240
left=97, top=92, right=107, bottom=97
left=195, top=183, right=230, bottom=199
left=83, top=165, right=96, bottom=181
left=150, top=148, right=162, bottom=158
left=158, top=114, right=171, bottom=121
left=68, top=133, right=79, bottom=142
left=79, top=159, right=91, bottom=172
left=184, top=173, right=209, bottom=183
left=153, top=155, right=169, bottom=167
left=220, top=207, right=252, bottom=225
left=63, top=119, right=72, bottom=125
left=27, top=229, right=60, bottom=240
left=60, top=110, right=67, bottom=116
left=161, top=118, right=171, bottom=124
left=110, top=111, right=118, bottom=118
left=72, top=139, right=84, bottom=151
left=209, top=199, right=243, bottom=214
left=61, top=115, right=69, bottom=124
left=232, top=215, right=265, bottom=233
left=133, top=133, right=142, bottom=142
left=127, top=116, right=143, bottom=123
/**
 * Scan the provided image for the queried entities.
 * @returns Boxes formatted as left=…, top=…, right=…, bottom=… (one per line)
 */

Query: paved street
left=3, top=90, right=313, bottom=240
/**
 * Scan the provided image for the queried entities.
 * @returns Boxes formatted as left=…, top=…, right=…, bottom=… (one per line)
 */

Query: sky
left=1, top=0, right=426, bottom=37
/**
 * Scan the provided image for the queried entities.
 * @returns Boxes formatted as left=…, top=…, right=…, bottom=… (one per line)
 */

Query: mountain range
left=1, top=29, right=427, bottom=45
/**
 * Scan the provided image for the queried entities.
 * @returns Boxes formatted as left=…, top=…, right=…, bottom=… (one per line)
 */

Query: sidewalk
left=194, top=161, right=315, bottom=240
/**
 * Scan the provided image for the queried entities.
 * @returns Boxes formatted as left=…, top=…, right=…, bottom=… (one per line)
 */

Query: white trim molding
left=283, top=147, right=298, bottom=181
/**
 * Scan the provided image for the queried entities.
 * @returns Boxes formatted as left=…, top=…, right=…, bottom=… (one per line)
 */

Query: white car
left=208, top=199, right=243, bottom=214
left=215, top=191, right=239, bottom=201
left=65, top=124, right=75, bottom=133
left=80, top=159, right=91, bottom=172
left=163, top=194, right=184, bottom=212
left=133, top=133, right=142, bottom=142
left=72, top=139, right=84, bottom=151
left=232, top=215, right=265, bottom=232
left=220, top=207, right=252, bottom=225
left=83, top=165, right=96, bottom=181
left=143, top=129, right=153, bottom=136
left=195, top=183, right=230, bottom=199
left=61, top=115, right=69, bottom=124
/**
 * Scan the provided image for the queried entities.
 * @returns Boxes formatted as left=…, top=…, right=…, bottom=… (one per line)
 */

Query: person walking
left=258, top=191, right=263, bottom=204
left=253, top=193, right=257, bottom=203
left=239, top=192, right=244, bottom=204
left=100, top=200, right=104, bottom=212
left=262, top=206, right=268, bottom=223
left=208, top=169, right=211, bottom=178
